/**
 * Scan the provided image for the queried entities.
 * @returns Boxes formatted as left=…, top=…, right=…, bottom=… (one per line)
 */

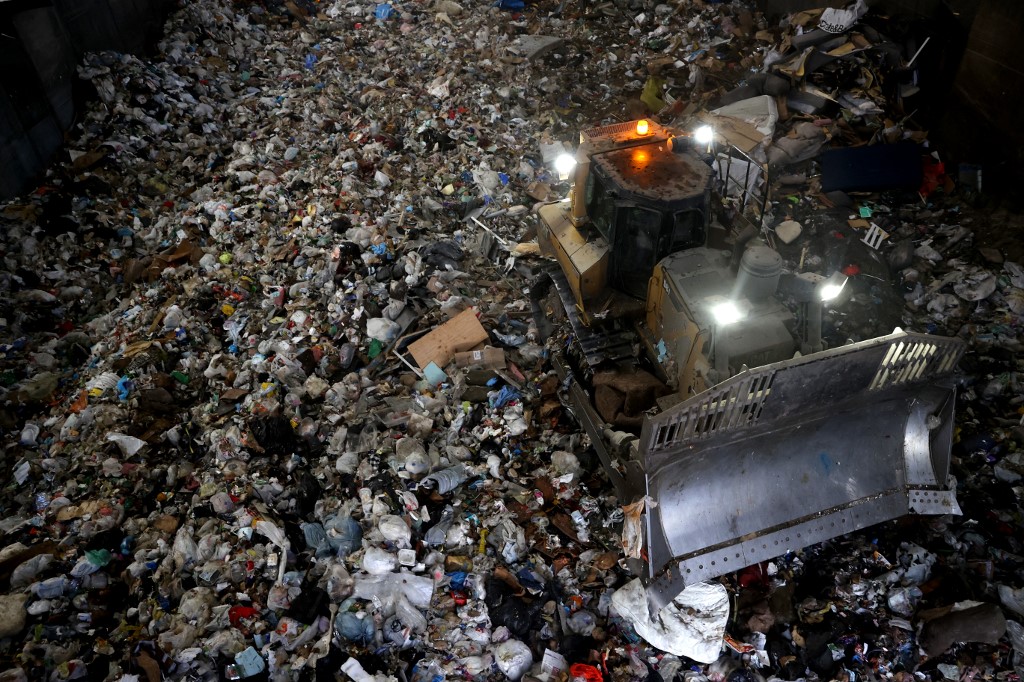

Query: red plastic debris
left=229, top=605, right=259, bottom=629
left=570, top=663, right=604, bottom=682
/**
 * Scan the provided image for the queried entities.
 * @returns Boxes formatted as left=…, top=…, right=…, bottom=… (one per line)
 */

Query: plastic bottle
left=34, top=576, right=70, bottom=599
left=420, top=464, right=468, bottom=494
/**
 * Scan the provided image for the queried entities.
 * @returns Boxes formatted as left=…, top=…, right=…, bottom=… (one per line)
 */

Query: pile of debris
left=0, top=0, right=1022, bottom=681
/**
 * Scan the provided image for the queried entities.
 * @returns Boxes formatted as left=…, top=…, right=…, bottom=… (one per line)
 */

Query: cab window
left=586, top=173, right=614, bottom=240
left=613, top=206, right=662, bottom=298
left=665, top=209, right=705, bottom=254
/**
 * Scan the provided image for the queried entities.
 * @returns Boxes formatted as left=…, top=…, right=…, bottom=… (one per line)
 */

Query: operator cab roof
left=592, top=144, right=713, bottom=206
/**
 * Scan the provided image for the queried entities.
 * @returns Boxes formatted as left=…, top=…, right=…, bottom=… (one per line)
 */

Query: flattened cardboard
left=696, top=112, right=763, bottom=153
left=526, top=181, right=553, bottom=201
left=407, top=308, right=488, bottom=369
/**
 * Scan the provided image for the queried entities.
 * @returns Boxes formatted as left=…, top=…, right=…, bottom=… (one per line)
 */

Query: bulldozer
left=533, top=119, right=965, bottom=612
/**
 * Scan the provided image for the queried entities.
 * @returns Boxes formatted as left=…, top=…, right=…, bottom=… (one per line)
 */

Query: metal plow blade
left=637, top=330, right=965, bottom=612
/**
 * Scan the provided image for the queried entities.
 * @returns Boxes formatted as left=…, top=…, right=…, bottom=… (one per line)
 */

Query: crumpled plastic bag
left=610, top=579, right=729, bottom=663
left=172, top=526, right=200, bottom=563
left=494, top=639, right=533, bottom=681
left=1006, top=620, right=1024, bottom=654
left=324, top=515, right=363, bottom=557
left=362, top=546, right=398, bottom=574
left=1006, top=289, right=1024, bottom=315
left=336, top=610, right=375, bottom=643
left=352, top=571, right=434, bottom=612
left=366, top=317, right=401, bottom=343
left=420, top=241, right=463, bottom=270
left=621, top=497, right=655, bottom=559
left=107, top=432, right=146, bottom=456
left=10, top=554, right=54, bottom=589
left=394, top=592, right=428, bottom=634
left=915, top=241, right=943, bottom=262
left=1005, top=261, right=1024, bottom=288
left=488, top=519, right=527, bottom=563
left=766, top=122, right=827, bottom=168
left=255, top=519, right=288, bottom=549
left=378, top=514, right=412, bottom=548
left=999, top=584, right=1024, bottom=618
left=818, top=0, right=868, bottom=34
left=953, top=272, right=997, bottom=301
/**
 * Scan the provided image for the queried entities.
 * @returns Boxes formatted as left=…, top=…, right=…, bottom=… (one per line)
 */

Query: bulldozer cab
left=583, top=153, right=708, bottom=299
left=535, top=120, right=715, bottom=322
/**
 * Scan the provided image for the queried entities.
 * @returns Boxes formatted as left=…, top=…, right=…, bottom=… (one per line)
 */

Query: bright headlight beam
left=711, top=301, right=743, bottom=326
left=554, top=153, right=577, bottom=176
left=818, top=272, right=849, bottom=302
left=694, top=125, right=714, bottom=145
left=819, top=283, right=844, bottom=301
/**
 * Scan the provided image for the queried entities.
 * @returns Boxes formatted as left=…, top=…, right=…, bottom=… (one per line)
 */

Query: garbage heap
left=0, top=0, right=1023, bottom=681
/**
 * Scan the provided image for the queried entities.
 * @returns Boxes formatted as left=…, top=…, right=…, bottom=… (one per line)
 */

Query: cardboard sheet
left=696, top=111, right=764, bottom=154
left=407, top=308, right=489, bottom=369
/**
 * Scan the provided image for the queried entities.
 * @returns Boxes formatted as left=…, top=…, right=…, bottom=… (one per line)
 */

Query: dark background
left=1, top=0, right=1021, bottom=207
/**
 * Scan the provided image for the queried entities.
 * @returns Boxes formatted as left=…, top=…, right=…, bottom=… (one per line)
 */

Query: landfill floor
left=1, top=0, right=1023, bottom=681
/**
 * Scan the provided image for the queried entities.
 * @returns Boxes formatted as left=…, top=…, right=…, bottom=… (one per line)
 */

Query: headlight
left=554, top=153, right=577, bottom=177
left=711, top=301, right=743, bottom=326
left=818, top=272, right=849, bottom=302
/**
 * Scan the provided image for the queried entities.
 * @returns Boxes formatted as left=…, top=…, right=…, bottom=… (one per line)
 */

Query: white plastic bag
left=818, top=0, right=868, bottom=34
left=611, top=579, right=729, bottom=663
left=362, top=547, right=398, bottom=575
left=494, top=639, right=533, bottom=681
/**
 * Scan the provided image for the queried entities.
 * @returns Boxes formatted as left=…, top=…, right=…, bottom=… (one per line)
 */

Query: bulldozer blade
left=636, top=330, right=965, bottom=613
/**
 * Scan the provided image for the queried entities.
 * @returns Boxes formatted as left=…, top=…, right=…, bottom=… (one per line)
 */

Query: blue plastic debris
left=423, top=362, right=448, bottom=386
left=116, top=376, right=133, bottom=401
left=489, top=385, right=520, bottom=409
left=234, top=646, right=266, bottom=677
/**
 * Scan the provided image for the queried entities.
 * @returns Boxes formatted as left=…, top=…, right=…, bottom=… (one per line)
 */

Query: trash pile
left=0, top=0, right=1022, bottom=681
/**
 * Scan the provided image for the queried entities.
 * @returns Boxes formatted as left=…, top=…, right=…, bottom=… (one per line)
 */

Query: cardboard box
left=526, top=181, right=553, bottom=201
left=454, top=346, right=506, bottom=370
left=407, top=308, right=489, bottom=369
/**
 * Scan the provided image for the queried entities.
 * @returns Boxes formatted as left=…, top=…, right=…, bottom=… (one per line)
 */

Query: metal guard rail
left=643, top=330, right=966, bottom=454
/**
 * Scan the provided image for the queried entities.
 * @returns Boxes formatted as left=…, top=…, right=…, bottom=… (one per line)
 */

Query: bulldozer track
left=538, top=263, right=636, bottom=368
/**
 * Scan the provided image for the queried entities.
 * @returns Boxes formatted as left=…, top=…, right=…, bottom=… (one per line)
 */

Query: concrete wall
left=0, top=0, right=173, bottom=200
